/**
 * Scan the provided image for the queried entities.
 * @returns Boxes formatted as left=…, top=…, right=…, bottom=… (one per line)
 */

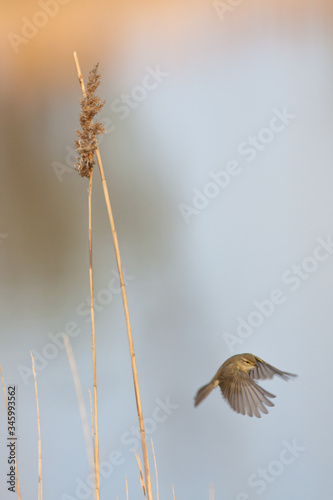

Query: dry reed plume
left=73, top=53, right=153, bottom=500
left=75, top=63, right=105, bottom=178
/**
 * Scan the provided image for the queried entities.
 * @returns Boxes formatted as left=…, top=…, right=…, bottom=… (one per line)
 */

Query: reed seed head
left=75, top=63, right=105, bottom=178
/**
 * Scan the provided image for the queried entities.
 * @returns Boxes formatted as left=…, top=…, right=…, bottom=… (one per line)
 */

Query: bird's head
left=238, top=353, right=257, bottom=372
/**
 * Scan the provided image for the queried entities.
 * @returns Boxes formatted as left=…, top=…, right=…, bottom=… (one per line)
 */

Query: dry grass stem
left=94, top=77, right=155, bottom=500
left=0, top=365, right=21, bottom=500
left=73, top=55, right=101, bottom=500
left=63, top=334, right=95, bottom=478
left=73, top=74, right=101, bottom=500
left=209, top=483, right=215, bottom=500
left=73, top=51, right=154, bottom=500
left=172, top=484, right=175, bottom=500
left=88, top=388, right=95, bottom=456
left=134, top=450, right=147, bottom=499
left=73, top=52, right=85, bottom=95
left=88, top=172, right=100, bottom=500
left=125, top=475, right=129, bottom=500
left=151, top=438, right=159, bottom=500
left=30, top=351, right=43, bottom=500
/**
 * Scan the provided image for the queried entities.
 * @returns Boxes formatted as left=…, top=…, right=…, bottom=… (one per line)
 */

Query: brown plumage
left=194, top=353, right=297, bottom=418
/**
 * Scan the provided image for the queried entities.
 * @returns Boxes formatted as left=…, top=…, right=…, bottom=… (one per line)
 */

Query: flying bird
left=194, top=353, right=297, bottom=418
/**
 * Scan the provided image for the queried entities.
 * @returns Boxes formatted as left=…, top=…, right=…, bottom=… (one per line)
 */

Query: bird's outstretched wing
left=220, top=376, right=276, bottom=418
left=249, top=357, right=297, bottom=381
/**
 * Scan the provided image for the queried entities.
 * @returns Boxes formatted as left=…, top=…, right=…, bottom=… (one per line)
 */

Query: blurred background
left=1, top=0, right=333, bottom=498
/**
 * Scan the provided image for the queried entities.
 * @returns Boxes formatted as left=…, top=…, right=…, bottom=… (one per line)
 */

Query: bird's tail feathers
left=194, top=380, right=218, bottom=407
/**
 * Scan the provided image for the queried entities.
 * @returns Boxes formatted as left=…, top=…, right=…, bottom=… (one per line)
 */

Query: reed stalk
left=73, top=52, right=153, bottom=500
left=30, top=352, right=43, bottom=500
